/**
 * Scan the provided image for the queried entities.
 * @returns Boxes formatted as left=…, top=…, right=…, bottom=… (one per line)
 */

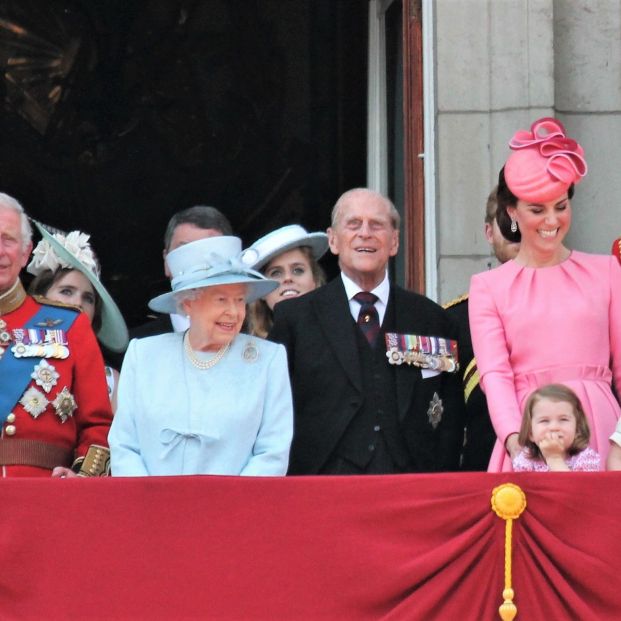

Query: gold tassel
left=491, top=483, right=527, bottom=621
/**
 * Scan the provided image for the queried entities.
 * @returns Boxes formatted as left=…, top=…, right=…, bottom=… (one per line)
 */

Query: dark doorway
left=0, top=0, right=368, bottom=328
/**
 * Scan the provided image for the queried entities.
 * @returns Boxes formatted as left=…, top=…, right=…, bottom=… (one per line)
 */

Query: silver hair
left=0, top=192, right=33, bottom=250
left=330, top=188, right=401, bottom=230
left=173, top=288, right=202, bottom=314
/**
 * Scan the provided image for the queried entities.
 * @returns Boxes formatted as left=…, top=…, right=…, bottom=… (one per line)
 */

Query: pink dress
left=512, top=447, right=601, bottom=472
left=469, top=251, right=621, bottom=471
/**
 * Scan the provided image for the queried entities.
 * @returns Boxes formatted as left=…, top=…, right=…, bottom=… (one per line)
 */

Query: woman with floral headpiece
left=28, top=222, right=129, bottom=412
left=468, top=117, right=621, bottom=471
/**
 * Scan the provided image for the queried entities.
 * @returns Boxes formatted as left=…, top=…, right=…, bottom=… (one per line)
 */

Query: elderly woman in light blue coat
left=109, top=236, right=293, bottom=476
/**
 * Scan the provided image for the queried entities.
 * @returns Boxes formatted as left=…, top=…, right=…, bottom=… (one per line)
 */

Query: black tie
left=354, top=291, right=380, bottom=346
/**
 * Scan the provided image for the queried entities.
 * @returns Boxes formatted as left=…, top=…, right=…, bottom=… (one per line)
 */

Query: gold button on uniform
left=5, top=424, right=16, bottom=436
left=6, top=413, right=16, bottom=423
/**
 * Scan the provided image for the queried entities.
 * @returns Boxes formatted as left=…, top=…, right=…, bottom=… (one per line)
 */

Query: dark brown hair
left=495, top=166, right=575, bottom=243
left=518, top=384, right=590, bottom=460
left=484, top=185, right=499, bottom=224
left=29, top=268, right=103, bottom=334
left=164, top=206, right=233, bottom=250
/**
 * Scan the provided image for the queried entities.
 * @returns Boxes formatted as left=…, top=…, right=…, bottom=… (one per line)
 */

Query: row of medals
left=0, top=320, right=70, bottom=361
left=0, top=319, right=76, bottom=422
left=386, top=347, right=458, bottom=373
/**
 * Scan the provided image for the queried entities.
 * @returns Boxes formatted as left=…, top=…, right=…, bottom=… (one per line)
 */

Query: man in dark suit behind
left=270, top=188, right=464, bottom=475
left=443, top=187, right=520, bottom=470
left=131, top=205, right=233, bottom=338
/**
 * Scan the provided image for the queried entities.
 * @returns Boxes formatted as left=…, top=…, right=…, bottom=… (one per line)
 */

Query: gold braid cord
left=491, top=483, right=527, bottom=621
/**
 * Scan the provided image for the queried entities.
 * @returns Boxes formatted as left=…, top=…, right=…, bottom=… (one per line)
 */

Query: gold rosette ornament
left=491, top=483, right=527, bottom=621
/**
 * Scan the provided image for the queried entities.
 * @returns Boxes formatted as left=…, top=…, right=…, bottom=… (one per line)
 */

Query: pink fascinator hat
left=504, top=117, right=587, bottom=202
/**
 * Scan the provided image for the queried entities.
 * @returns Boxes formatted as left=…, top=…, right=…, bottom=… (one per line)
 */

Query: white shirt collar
left=341, top=271, right=390, bottom=325
left=340, top=271, right=390, bottom=305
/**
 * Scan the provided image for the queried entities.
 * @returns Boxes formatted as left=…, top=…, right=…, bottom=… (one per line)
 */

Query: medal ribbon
left=384, top=332, right=459, bottom=372
left=0, top=305, right=78, bottom=424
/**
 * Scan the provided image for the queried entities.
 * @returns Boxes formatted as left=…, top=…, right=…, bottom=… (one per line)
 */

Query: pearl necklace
left=183, top=331, right=230, bottom=370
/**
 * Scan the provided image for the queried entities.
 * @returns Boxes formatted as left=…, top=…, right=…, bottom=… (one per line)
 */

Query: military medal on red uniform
left=34, top=317, right=63, bottom=328
left=52, top=387, right=78, bottom=423
left=0, top=319, right=10, bottom=360
left=20, top=386, right=49, bottom=419
left=1, top=302, right=79, bottom=428
left=10, top=328, right=69, bottom=359
left=31, top=359, right=60, bottom=393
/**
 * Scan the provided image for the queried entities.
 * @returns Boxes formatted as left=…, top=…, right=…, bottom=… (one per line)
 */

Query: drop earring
left=510, top=219, right=518, bottom=233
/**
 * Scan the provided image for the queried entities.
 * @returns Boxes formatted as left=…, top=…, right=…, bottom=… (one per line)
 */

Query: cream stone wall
left=433, top=0, right=621, bottom=303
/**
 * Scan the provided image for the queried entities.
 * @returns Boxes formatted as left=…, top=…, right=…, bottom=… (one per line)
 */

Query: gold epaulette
left=442, top=293, right=469, bottom=310
left=33, top=295, right=81, bottom=313
left=463, top=358, right=480, bottom=403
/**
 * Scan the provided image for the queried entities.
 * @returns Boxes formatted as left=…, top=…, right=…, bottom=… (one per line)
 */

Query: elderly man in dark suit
left=270, top=188, right=464, bottom=475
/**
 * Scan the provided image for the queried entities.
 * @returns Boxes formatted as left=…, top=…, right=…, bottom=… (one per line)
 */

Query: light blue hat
left=149, top=236, right=278, bottom=314
left=240, top=224, right=329, bottom=271
left=28, top=221, right=129, bottom=353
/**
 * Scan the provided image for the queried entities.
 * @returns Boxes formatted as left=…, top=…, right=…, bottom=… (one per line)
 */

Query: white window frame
left=366, top=0, right=438, bottom=297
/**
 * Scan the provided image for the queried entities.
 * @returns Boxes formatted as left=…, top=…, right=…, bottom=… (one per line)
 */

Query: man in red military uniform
left=0, top=193, right=112, bottom=477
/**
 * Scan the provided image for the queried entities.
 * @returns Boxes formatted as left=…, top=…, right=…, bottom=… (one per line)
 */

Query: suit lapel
left=312, top=279, right=362, bottom=392
left=388, top=286, right=420, bottom=421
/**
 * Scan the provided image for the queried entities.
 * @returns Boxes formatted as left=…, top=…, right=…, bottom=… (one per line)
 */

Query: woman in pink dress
left=469, top=117, right=621, bottom=471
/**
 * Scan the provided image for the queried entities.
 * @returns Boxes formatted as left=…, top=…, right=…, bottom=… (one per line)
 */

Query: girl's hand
left=539, top=432, right=570, bottom=471
left=538, top=431, right=565, bottom=458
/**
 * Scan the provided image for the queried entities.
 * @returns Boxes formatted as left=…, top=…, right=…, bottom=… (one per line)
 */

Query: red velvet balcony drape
left=1, top=472, right=619, bottom=620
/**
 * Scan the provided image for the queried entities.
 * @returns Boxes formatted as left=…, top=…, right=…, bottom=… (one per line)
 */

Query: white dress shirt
left=341, top=271, right=390, bottom=325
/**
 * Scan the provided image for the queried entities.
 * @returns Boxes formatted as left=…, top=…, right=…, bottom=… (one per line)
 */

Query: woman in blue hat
left=242, top=225, right=328, bottom=338
left=108, top=235, right=293, bottom=476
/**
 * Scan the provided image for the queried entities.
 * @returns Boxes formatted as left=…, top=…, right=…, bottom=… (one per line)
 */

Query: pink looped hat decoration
left=504, top=117, right=587, bottom=202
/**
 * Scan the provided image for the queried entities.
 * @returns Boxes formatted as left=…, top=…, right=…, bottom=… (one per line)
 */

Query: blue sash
left=0, top=304, right=78, bottom=424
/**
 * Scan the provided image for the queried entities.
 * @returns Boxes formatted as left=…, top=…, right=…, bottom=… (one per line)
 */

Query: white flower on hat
left=28, top=231, right=100, bottom=278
